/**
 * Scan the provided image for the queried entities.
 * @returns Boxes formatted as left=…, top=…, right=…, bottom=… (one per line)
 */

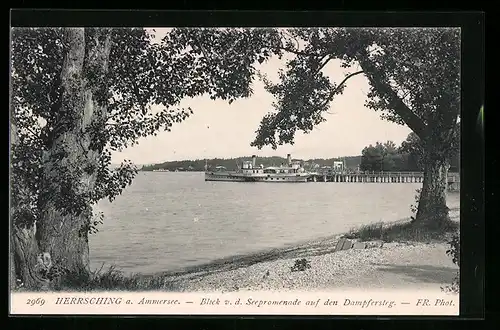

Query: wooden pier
left=308, top=171, right=460, bottom=191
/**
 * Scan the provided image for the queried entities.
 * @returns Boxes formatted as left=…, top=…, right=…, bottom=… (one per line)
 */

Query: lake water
left=89, top=172, right=460, bottom=275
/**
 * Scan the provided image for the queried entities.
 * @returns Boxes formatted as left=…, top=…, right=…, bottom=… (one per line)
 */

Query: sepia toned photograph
left=10, top=25, right=462, bottom=315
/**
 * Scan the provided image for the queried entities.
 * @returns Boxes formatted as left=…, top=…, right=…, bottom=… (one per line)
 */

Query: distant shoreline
left=139, top=155, right=364, bottom=173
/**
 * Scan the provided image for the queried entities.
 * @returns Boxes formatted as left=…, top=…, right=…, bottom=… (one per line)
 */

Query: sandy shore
left=159, top=208, right=460, bottom=292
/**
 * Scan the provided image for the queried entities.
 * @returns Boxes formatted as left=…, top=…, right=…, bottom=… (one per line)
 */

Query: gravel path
left=167, top=242, right=458, bottom=292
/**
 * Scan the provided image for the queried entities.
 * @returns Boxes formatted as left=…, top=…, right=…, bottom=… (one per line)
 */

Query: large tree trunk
left=357, top=49, right=458, bottom=231
left=14, top=28, right=112, bottom=289
left=35, top=28, right=90, bottom=277
left=13, top=225, right=51, bottom=290
left=414, top=143, right=451, bottom=229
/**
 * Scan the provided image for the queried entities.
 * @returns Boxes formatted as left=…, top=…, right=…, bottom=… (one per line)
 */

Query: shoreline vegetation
left=13, top=205, right=460, bottom=293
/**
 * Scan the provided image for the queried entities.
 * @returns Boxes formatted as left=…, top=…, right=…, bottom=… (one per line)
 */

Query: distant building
left=333, top=161, right=344, bottom=171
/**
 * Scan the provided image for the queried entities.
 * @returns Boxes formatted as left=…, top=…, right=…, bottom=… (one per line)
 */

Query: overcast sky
left=111, top=28, right=411, bottom=165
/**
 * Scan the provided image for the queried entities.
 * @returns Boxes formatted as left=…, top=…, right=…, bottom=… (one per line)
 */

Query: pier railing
left=308, top=170, right=460, bottom=186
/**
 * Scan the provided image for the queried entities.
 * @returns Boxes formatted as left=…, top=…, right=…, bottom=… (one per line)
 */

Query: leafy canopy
left=361, top=141, right=402, bottom=172
left=10, top=27, right=248, bottom=228
left=164, top=27, right=460, bottom=152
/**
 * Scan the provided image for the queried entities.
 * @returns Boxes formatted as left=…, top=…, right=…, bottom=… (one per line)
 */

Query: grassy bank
left=343, top=217, right=458, bottom=243
left=14, top=207, right=460, bottom=292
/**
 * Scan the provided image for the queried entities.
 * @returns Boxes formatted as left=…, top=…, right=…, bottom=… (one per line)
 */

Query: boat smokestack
left=252, top=155, right=256, bottom=168
left=287, top=154, right=291, bottom=166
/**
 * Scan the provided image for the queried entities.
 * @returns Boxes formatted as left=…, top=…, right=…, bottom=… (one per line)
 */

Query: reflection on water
left=89, top=172, right=460, bottom=274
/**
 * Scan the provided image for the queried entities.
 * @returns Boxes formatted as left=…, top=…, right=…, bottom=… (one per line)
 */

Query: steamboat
left=204, top=154, right=311, bottom=183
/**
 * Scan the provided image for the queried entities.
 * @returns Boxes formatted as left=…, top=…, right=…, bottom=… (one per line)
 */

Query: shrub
left=291, top=258, right=311, bottom=272
left=442, top=231, right=460, bottom=294
left=446, top=231, right=460, bottom=267
left=409, top=188, right=422, bottom=222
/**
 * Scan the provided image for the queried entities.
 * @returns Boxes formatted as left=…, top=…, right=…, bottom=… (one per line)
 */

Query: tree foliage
left=10, top=27, right=216, bottom=232
left=255, top=28, right=460, bottom=150
left=159, top=28, right=283, bottom=103
left=163, top=27, right=459, bottom=151
left=359, top=139, right=426, bottom=172
left=399, top=132, right=426, bottom=171
left=361, top=141, right=399, bottom=172
left=399, top=131, right=460, bottom=172
left=9, top=27, right=299, bottom=251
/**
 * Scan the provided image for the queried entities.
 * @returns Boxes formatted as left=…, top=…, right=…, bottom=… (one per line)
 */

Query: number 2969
left=26, top=298, right=45, bottom=306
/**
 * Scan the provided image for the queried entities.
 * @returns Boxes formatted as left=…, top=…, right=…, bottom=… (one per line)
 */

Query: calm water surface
left=89, top=172, right=460, bottom=274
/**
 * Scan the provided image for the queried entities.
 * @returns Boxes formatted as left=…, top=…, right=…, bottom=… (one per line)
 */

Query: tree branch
left=319, top=70, right=364, bottom=108
left=357, top=52, right=427, bottom=138
left=313, top=55, right=333, bottom=75
left=274, top=46, right=322, bottom=57
left=21, top=125, right=40, bottom=138
left=281, top=30, right=300, bottom=50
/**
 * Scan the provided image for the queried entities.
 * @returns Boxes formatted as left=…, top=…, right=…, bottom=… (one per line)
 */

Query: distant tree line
left=140, top=155, right=362, bottom=172
left=360, top=133, right=460, bottom=172
left=141, top=132, right=460, bottom=174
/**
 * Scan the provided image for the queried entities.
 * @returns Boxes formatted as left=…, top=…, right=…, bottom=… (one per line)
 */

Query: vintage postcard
left=10, top=25, right=461, bottom=316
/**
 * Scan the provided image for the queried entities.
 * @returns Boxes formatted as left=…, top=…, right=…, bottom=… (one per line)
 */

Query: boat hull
left=204, top=172, right=247, bottom=182
left=255, top=176, right=309, bottom=183
left=204, top=172, right=310, bottom=183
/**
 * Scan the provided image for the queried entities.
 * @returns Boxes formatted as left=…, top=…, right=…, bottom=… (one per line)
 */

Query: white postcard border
left=10, top=289, right=459, bottom=315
